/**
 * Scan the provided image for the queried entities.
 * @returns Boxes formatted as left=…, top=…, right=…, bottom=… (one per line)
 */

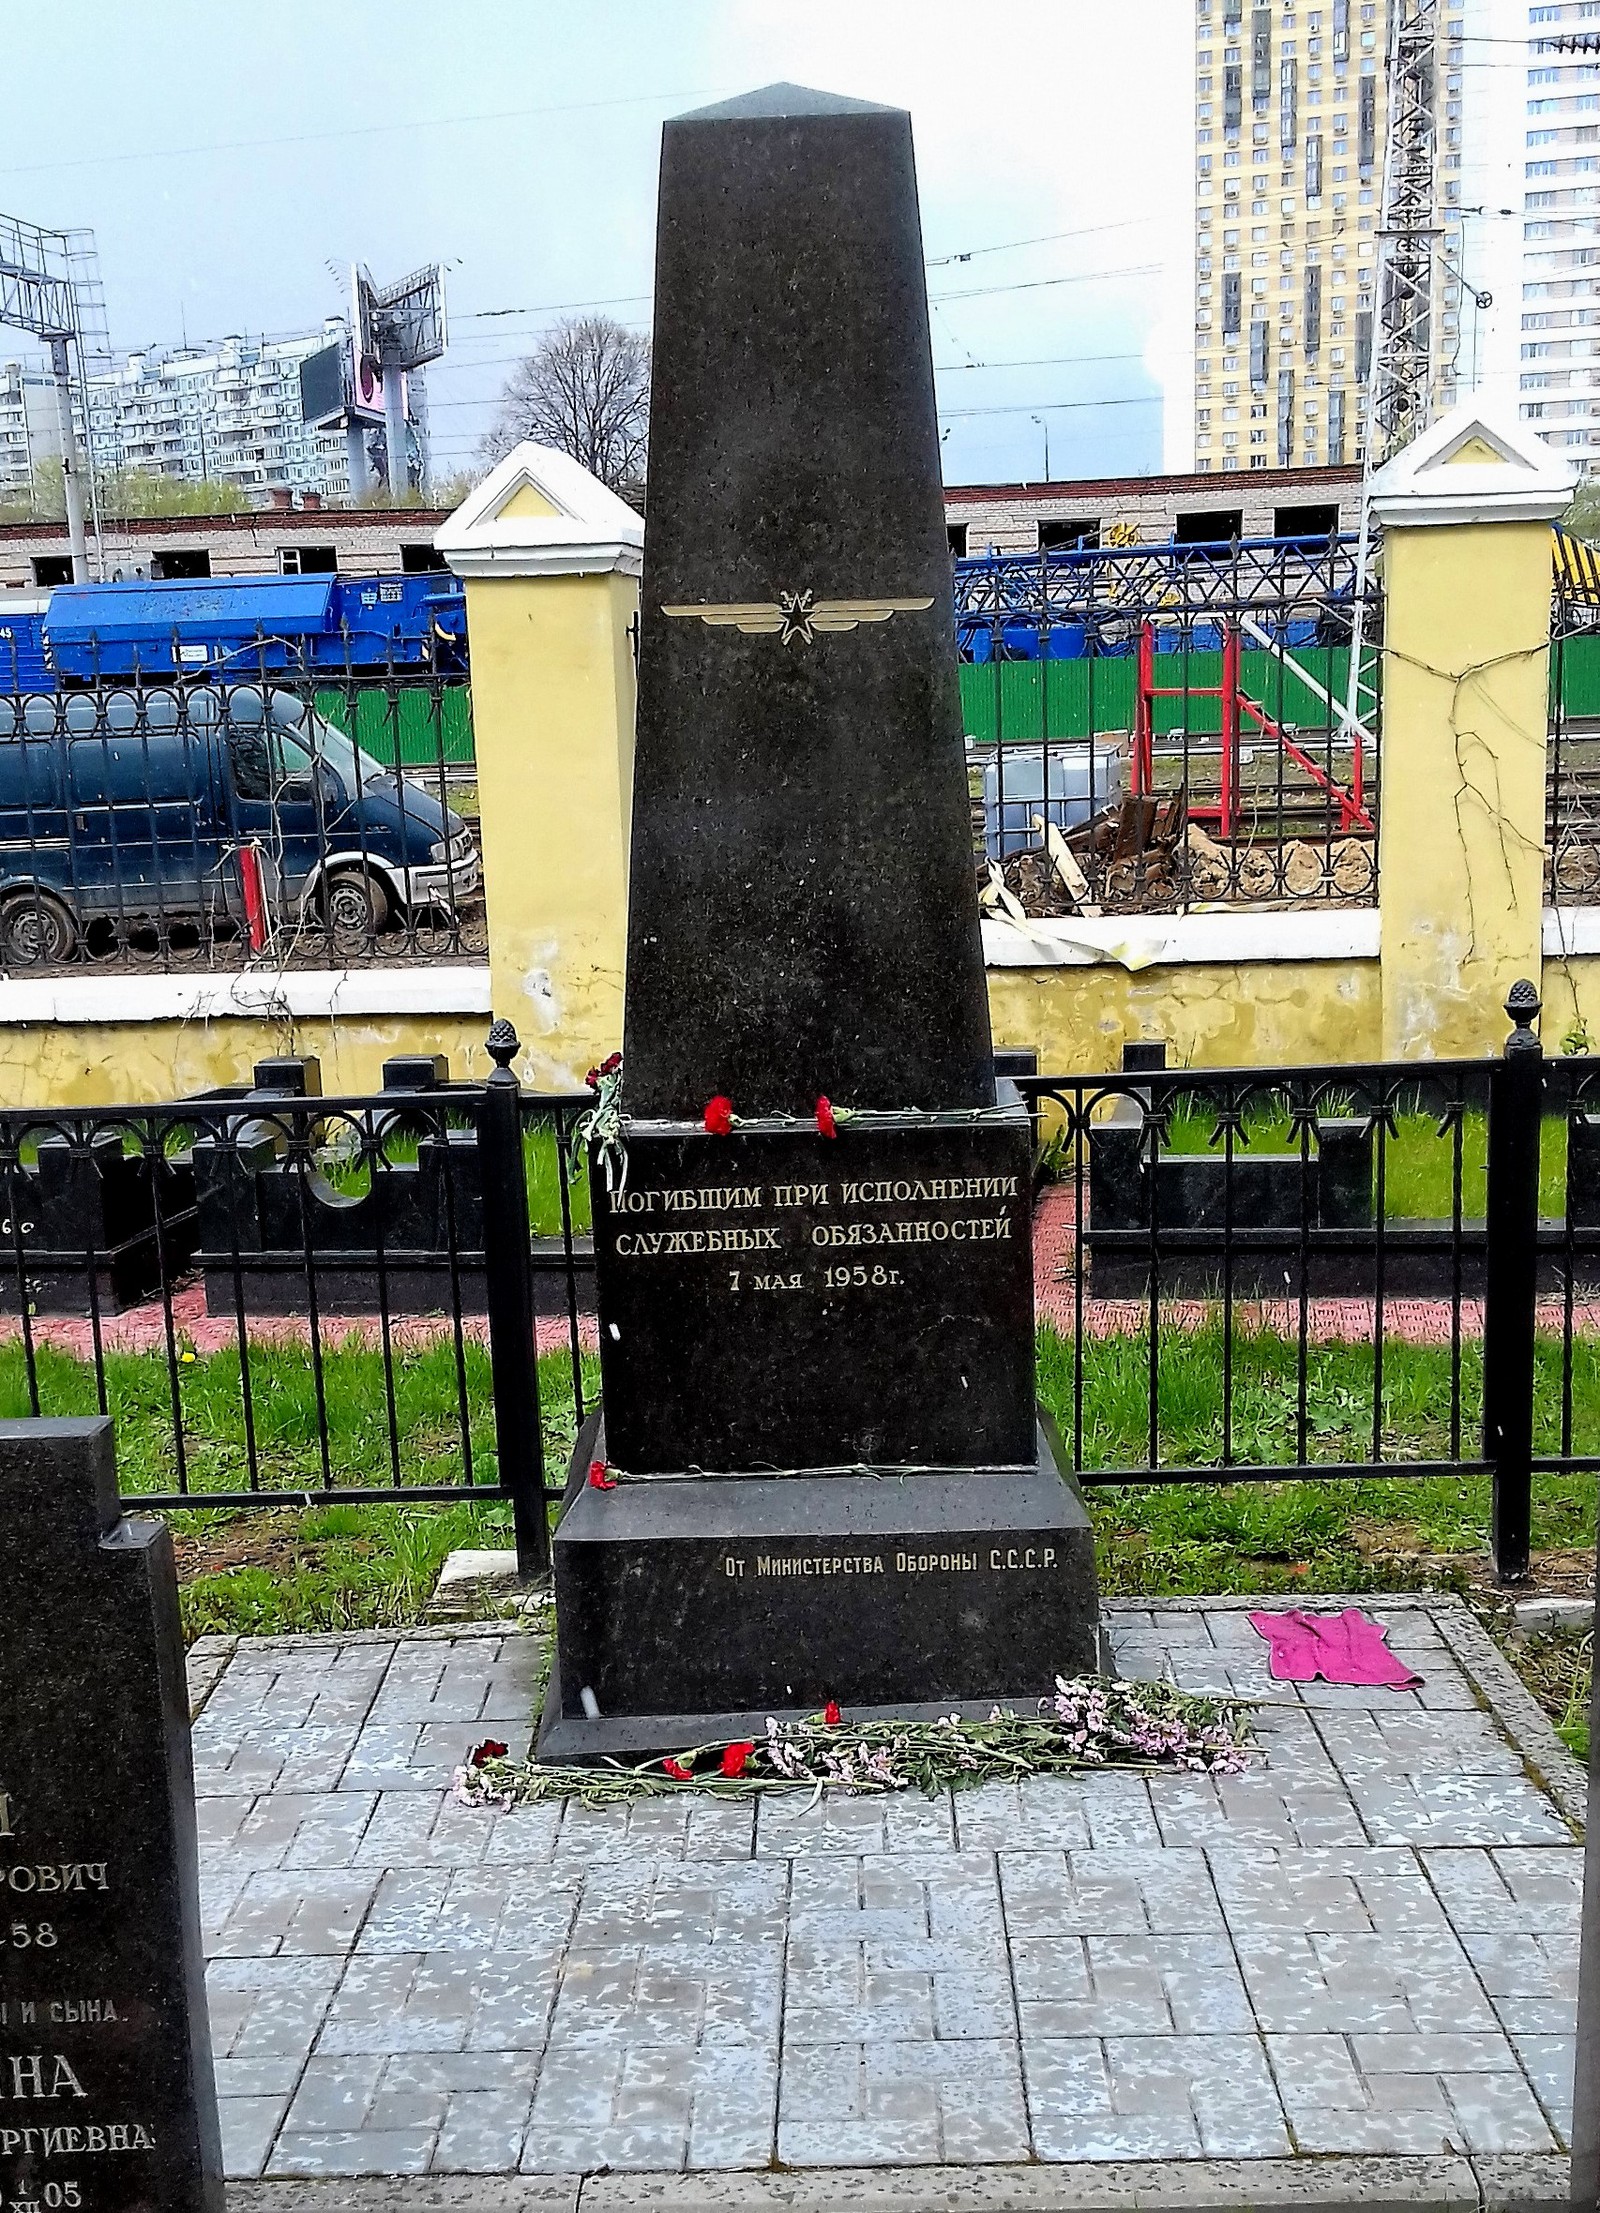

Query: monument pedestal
left=539, top=1409, right=1100, bottom=1762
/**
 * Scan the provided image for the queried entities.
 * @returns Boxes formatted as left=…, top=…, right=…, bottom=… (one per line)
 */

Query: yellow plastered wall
left=1532, top=953, right=1600, bottom=1055
left=987, top=961, right=1383, bottom=1073
left=463, top=568, right=637, bottom=1089
left=0, top=1014, right=487, bottom=1109
left=1378, top=520, right=1552, bottom=1060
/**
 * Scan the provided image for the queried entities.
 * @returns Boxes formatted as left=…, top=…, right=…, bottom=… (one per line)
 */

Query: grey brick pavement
left=188, top=1599, right=1586, bottom=2181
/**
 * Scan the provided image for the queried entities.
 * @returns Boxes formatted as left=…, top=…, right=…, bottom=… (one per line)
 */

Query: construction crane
left=1339, top=0, right=1443, bottom=752
left=1369, top=0, right=1442, bottom=463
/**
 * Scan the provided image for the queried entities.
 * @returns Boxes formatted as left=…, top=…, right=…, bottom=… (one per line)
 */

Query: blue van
left=0, top=684, right=479, bottom=964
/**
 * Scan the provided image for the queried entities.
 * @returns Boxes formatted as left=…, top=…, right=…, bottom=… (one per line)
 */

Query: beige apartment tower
left=1179, top=0, right=1467, bottom=475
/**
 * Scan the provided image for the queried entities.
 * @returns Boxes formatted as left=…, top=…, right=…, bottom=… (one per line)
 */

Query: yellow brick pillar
left=1370, top=405, right=1574, bottom=1060
left=437, top=443, right=642, bottom=1090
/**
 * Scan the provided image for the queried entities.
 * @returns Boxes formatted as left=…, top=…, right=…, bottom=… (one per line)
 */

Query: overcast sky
left=0, top=0, right=1190, bottom=489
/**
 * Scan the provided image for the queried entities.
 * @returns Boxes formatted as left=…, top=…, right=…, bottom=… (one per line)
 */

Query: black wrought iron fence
left=1018, top=982, right=1591, bottom=1581
left=0, top=1027, right=590, bottom=1574
left=1, top=1000, right=1589, bottom=1588
left=0, top=648, right=483, bottom=971
left=960, top=534, right=1382, bottom=916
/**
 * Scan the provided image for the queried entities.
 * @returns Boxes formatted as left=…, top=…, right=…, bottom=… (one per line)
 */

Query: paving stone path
left=188, top=1597, right=1586, bottom=2196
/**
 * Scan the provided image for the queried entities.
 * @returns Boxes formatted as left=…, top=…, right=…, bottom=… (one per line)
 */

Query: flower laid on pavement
left=469, top=1739, right=508, bottom=1769
left=451, top=1676, right=1255, bottom=1811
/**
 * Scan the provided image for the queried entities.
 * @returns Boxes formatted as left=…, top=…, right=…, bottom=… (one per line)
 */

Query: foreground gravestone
left=540, top=85, right=1099, bottom=1759
left=0, top=1420, right=223, bottom=2213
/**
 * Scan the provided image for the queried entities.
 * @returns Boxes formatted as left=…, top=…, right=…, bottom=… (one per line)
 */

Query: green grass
left=6, top=1318, right=1596, bottom=1633
left=0, top=1336, right=599, bottom=1502
left=0, top=1332, right=600, bottom=1641
left=1036, top=1319, right=1599, bottom=1596
left=1153, top=1103, right=1568, bottom=1221
left=175, top=1499, right=517, bottom=1640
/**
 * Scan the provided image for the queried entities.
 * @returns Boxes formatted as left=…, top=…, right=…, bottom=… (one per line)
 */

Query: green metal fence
left=958, top=647, right=1381, bottom=744
left=314, top=682, right=475, bottom=771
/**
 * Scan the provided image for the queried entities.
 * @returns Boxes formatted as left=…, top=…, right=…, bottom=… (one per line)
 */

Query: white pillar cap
left=1368, top=402, right=1578, bottom=530
left=435, top=441, right=644, bottom=578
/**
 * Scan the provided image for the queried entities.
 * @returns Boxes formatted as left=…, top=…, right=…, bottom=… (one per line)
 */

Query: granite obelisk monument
left=540, top=85, right=1100, bottom=1757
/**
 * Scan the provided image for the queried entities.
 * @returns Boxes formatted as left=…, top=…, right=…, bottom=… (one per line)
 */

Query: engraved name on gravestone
left=0, top=1421, right=223, bottom=2213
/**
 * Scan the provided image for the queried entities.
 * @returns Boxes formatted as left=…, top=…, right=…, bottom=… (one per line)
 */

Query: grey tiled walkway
left=187, top=1598, right=1586, bottom=2182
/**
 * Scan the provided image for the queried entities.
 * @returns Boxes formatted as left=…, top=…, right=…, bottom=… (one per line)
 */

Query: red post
left=1134, top=620, right=1154, bottom=797
left=1219, top=623, right=1240, bottom=840
left=239, top=842, right=268, bottom=953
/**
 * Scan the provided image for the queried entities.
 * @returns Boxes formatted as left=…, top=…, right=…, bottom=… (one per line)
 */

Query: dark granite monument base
left=539, top=1406, right=1101, bottom=1763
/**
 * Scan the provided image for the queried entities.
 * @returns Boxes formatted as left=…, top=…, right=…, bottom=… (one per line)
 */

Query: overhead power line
left=939, top=394, right=1161, bottom=420
left=932, top=263, right=1164, bottom=304
left=0, top=85, right=734, bottom=179
left=424, top=345, right=1155, bottom=402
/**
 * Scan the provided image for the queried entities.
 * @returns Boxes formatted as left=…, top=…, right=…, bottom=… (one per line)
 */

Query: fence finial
left=485, top=1017, right=520, bottom=1084
left=1504, top=979, right=1542, bottom=1052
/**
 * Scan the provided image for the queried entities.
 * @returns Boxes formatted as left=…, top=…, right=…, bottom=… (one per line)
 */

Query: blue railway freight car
left=0, top=571, right=468, bottom=691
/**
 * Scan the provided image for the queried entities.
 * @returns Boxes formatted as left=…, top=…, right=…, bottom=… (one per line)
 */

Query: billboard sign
left=297, top=340, right=345, bottom=430
left=349, top=265, right=386, bottom=423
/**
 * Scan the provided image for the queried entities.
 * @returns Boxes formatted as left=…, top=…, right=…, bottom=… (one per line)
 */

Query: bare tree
left=480, top=314, right=650, bottom=506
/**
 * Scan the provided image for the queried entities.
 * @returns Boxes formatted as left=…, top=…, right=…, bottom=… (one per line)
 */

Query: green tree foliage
left=1563, top=479, right=1600, bottom=541
left=0, top=458, right=249, bottom=525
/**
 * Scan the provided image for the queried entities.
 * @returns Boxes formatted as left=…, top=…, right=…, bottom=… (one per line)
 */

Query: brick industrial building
left=0, top=464, right=1364, bottom=592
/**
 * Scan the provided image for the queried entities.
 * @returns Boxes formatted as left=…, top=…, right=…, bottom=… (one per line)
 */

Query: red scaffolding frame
left=1130, top=619, right=1373, bottom=840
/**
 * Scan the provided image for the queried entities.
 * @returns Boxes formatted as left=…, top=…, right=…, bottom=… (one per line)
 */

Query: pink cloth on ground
left=1247, top=1607, right=1423, bottom=1690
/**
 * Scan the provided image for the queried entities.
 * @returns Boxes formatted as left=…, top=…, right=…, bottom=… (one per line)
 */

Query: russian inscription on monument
left=594, top=1122, right=1036, bottom=1473
left=0, top=1421, right=223, bottom=2213
left=540, top=84, right=1101, bottom=1758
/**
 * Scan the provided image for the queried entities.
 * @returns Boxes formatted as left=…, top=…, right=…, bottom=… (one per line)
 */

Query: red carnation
left=663, top=1756, right=694, bottom=1781
left=704, top=1095, right=735, bottom=1136
left=588, top=1460, right=617, bottom=1491
left=815, top=1096, right=837, bottom=1140
left=470, top=1739, right=509, bottom=1768
left=720, top=1741, right=754, bottom=1778
left=823, top=1700, right=842, bottom=1727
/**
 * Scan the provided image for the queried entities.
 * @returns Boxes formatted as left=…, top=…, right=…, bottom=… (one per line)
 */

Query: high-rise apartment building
left=1167, top=0, right=1468, bottom=475
left=1461, top=0, right=1600, bottom=461
left=0, top=323, right=427, bottom=507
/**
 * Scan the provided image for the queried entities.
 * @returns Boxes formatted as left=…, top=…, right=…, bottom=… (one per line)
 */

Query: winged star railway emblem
left=660, top=589, right=934, bottom=649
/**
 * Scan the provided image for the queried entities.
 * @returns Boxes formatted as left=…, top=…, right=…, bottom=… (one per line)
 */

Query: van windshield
left=266, top=691, right=389, bottom=796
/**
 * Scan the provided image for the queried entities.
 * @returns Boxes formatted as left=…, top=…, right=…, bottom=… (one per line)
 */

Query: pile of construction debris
left=976, top=798, right=1377, bottom=920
